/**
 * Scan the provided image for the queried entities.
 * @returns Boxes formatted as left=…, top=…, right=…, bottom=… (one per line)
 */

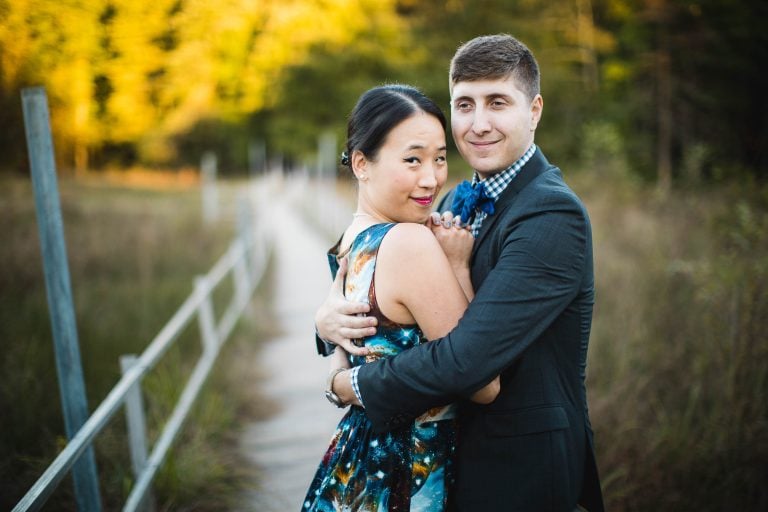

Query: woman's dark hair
left=342, top=84, right=446, bottom=167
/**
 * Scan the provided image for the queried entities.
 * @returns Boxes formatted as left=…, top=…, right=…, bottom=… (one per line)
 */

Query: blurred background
left=1, top=0, right=766, bottom=510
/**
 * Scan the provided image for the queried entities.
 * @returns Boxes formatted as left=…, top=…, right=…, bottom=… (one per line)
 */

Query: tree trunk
left=656, top=25, right=672, bottom=193
left=576, top=0, right=599, bottom=92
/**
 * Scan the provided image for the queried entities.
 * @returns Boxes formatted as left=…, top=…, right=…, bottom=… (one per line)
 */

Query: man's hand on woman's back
left=315, top=257, right=376, bottom=356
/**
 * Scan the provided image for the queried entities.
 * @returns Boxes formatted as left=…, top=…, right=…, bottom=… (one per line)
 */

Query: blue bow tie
left=449, top=180, right=495, bottom=222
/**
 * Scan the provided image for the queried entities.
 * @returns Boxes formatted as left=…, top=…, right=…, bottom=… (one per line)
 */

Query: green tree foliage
left=1, top=0, right=764, bottom=179
left=0, top=0, right=411, bottom=172
left=265, top=6, right=414, bottom=160
left=392, top=0, right=619, bottom=167
left=0, top=0, right=102, bottom=171
left=594, top=0, right=768, bottom=182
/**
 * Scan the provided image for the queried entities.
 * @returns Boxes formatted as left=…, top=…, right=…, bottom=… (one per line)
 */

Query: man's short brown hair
left=450, top=34, right=541, bottom=101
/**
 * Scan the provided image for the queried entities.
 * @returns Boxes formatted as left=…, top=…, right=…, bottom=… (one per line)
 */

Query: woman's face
left=355, top=112, right=447, bottom=224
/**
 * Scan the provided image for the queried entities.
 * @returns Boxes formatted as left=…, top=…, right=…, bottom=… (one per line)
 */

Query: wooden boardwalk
left=238, top=172, right=352, bottom=511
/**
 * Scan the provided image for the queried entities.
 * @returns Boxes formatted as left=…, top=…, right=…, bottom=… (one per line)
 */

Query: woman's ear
left=351, top=150, right=368, bottom=181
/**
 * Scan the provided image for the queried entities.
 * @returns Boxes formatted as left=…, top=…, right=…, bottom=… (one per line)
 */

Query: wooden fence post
left=21, top=86, right=102, bottom=511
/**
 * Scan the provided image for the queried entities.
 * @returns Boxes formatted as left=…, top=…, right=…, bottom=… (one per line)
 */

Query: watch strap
left=325, top=367, right=349, bottom=408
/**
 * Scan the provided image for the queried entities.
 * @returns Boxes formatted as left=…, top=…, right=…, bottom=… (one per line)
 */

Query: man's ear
left=530, top=94, right=543, bottom=131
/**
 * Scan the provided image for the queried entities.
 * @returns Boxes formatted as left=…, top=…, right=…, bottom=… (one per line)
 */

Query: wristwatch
left=325, top=368, right=349, bottom=408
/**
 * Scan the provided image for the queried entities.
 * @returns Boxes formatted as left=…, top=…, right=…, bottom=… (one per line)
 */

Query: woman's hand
left=427, top=212, right=474, bottom=271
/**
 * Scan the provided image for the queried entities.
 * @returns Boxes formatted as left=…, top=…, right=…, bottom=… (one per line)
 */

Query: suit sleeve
left=357, top=190, right=589, bottom=432
left=315, top=335, right=335, bottom=356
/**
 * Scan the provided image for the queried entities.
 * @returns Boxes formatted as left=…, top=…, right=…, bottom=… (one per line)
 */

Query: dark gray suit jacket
left=357, top=148, right=605, bottom=512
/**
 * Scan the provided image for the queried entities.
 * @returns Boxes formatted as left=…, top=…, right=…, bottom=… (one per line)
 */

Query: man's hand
left=315, top=257, right=376, bottom=356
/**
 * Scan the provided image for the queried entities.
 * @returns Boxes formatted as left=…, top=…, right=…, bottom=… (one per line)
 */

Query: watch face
left=325, top=390, right=345, bottom=408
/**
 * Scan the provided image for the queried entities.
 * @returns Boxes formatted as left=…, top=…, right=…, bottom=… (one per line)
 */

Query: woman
left=302, top=85, right=499, bottom=512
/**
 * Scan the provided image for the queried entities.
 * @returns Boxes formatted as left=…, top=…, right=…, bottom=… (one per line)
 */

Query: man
left=316, top=34, right=604, bottom=511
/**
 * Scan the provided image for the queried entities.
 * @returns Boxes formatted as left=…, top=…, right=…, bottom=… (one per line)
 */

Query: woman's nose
left=418, top=166, right=438, bottom=189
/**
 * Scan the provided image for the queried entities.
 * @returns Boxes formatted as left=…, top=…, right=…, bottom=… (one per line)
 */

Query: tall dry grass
left=573, top=172, right=768, bottom=511
left=3, top=165, right=765, bottom=510
left=336, top=145, right=767, bottom=509
left=348, top=138, right=767, bottom=509
left=0, top=175, right=275, bottom=510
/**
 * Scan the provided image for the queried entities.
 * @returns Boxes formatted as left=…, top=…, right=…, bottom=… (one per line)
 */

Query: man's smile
left=468, top=139, right=500, bottom=149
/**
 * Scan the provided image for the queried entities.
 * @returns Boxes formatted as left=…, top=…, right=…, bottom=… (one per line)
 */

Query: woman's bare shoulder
left=378, top=222, right=448, bottom=275
left=383, top=222, right=441, bottom=251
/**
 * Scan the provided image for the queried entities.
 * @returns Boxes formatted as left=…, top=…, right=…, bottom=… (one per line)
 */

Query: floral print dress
left=302, top=223, right=457, bottom=512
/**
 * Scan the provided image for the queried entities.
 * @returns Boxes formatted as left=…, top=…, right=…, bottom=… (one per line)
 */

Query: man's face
left=450, top=76, right=542, bottom=179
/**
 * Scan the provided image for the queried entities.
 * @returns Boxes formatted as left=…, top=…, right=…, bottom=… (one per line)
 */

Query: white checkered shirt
left=468, top=143, right=536, bottom=236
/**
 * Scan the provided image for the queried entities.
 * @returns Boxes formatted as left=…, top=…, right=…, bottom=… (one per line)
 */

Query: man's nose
left=471, top=107, right=492, bottom=134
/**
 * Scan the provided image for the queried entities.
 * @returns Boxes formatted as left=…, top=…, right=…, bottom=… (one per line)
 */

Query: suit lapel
left=471, top=148, right=551, bottom=259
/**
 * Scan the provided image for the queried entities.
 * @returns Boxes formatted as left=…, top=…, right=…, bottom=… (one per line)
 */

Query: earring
left=358, top=174, right=368, bottom=181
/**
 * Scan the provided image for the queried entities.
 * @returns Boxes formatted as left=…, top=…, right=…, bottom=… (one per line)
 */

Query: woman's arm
left=427, top=219, right=500, bottom=404
left=427, top=214, right=475, bottom=301
left=329, top=345, right=351, bottom=372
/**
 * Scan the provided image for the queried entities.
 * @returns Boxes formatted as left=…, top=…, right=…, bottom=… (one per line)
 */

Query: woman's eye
left=436, top=155, right=446, bottom=163
left=404, top=157, right=421, bottom=164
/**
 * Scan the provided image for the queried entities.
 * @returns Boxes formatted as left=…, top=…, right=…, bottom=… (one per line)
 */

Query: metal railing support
left=233, top=245, right=251, bottom=306
left=195, top=276, right=219, bottom=353
left=122, top=348, right=218, bottom=512
left=119, top=355, right=155, bottom=512
left=13, top=187, right=270, bottom=512
left=21, top=86, right=102, bottom=512
left=201, top=152, right=219, bottom=224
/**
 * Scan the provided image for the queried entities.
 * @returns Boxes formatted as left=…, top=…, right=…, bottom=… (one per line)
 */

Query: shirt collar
left=471, top=143, right=536, bottom=200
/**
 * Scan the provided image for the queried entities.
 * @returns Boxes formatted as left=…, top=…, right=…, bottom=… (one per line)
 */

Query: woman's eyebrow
left=405, top=143, right=447, bottom=151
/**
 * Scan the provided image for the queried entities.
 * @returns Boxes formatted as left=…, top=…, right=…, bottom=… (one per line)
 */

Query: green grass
left=0, top=175, right=276, bottom=510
